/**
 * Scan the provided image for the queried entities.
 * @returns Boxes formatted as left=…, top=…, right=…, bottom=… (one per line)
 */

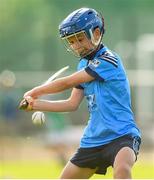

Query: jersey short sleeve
left=85, top=54, right=119, bottom=81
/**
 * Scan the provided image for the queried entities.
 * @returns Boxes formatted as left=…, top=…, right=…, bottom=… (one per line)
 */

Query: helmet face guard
left=59, top=8, right=105, bottom=58
left=61, top=30, right=102, bottom=58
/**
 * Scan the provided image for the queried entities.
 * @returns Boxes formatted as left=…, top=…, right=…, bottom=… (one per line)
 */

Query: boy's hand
left=24, top=89, right=38, bottom=99
left=19, top=96, right=34, bottom=111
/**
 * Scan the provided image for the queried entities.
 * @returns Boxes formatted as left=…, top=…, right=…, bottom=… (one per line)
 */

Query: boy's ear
left=93, top=27, right=101, bottom=40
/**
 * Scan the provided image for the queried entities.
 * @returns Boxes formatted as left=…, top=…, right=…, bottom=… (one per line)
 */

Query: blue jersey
left=76, top=45, right=141, bottom=148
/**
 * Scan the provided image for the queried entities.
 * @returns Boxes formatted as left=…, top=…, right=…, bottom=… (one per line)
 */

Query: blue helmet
left=59, top=8, right=105, bottom=57
left=59, top=7, right=105, bottom=39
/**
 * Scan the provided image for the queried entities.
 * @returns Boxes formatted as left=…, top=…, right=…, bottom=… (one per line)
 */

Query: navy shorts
left=70, top=135, right=141, bottom=175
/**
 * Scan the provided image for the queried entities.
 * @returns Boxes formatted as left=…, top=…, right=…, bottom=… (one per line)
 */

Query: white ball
left=32, top=111, right=45, bottom=125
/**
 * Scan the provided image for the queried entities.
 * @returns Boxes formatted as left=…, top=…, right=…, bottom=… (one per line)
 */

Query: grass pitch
left=0, top=159, right=153, bottom=179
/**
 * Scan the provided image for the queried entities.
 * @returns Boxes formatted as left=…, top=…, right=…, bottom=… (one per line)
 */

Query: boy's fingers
left=19, top=96, right=34, bottom=111
left=19, top=99, right=29, bottom=110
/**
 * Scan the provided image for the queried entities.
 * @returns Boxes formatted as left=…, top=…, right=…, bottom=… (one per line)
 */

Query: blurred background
left=0, top=0, right=154, bottom=178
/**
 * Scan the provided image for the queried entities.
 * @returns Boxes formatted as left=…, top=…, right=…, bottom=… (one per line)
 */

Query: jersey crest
left=89, top=59, right=101, bottom=68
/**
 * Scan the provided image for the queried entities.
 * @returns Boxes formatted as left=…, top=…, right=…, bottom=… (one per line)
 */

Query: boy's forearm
left=33, top=99, right=76, bottom=112
left=32, top=77, right=73, bottom=98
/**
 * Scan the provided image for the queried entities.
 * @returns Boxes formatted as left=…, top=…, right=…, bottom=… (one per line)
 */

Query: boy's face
left=62, top=29, right=101, bottom=57
left=66, top=31, right=94, bottom=57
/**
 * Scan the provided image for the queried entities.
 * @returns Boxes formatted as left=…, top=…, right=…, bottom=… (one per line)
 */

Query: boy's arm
left=24, top=69, right=94, bottom=99
left=31, top=88, right=84, bottom=112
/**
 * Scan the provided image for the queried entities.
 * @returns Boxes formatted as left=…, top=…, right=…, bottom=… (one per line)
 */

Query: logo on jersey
left=89, top=59, right=101, bottom=68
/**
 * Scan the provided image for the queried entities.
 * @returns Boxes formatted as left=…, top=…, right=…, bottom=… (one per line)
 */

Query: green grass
left=93, top=161, right=154, bottom=179
left=0, top=160, right=154, bottom=179
left=0, top=160, right=61, bottom=178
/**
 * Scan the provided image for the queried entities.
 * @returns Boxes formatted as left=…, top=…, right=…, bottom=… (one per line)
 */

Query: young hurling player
left=22, top=8, right=141, bottom=179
